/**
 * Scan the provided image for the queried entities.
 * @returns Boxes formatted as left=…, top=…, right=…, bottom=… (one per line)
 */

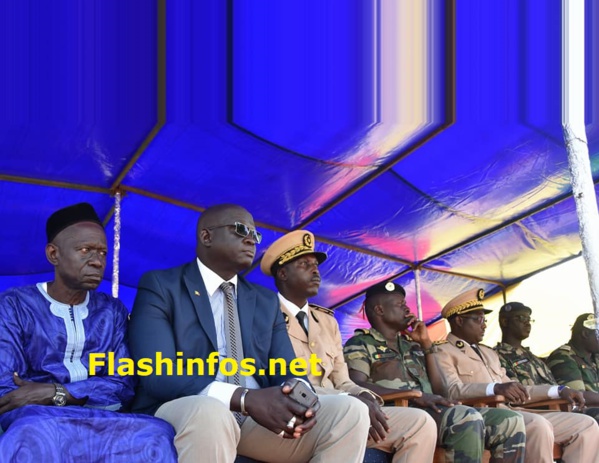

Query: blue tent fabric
left=1, top=0, right=598, bottom=343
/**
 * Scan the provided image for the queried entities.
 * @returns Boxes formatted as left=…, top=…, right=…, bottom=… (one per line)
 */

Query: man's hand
left=0, top=373, right=55, bottom=415
left=411, top=392, right=458, bottom=413
left=407, top=319, right=432, bottom=348
left=354, top=392, right=389, bottom=443
left=244, top=379, right=320, bottom=439
left=583, top=390, right=599, bottom=407
left=559, top=386, right=586, bottom=411
left=494, top=382, right=530, bottom=404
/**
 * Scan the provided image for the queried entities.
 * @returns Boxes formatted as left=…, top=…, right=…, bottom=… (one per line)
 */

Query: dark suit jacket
left=129, top=261, right=299, bottom=415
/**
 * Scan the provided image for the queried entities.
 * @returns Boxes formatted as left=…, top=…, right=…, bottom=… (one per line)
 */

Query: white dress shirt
left=197, top=258, right=259, bottom=406
left=278, top=293, right=310, bottom=333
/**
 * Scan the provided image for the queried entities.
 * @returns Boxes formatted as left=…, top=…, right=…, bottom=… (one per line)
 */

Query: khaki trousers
left=366, top=406, right=437, bottom=463
left=519, top=410, right=599, bottom=463
left=155, top=394, right=370, bottom=463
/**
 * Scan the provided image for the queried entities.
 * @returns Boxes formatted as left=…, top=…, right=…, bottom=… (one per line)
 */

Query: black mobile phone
left=288, top=380, right=319, bottom=409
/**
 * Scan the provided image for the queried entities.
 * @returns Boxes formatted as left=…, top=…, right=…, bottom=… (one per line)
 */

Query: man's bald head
left=195, top=204, right=257, bottom=280
left=197, top=204, right=249, bottom=236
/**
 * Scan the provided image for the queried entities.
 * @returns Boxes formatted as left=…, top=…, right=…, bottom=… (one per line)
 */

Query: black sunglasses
left=207, top=222, right=262, bottom=244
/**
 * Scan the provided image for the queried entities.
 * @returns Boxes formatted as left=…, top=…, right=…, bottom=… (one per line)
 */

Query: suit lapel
left=236, top=277, right=256, bottom=356
left=468, top=345, right=485, bottom=363
left=183, top=262, right=218, bottom=351
left=307, top=307, right=322, bottom=344
left=281, top=303, right=307, bottom=343
left=307, top=308, right=329, bottom=375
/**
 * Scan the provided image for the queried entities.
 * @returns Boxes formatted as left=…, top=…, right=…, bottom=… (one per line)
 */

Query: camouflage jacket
left=494, top=342, right=555, bottom=386
left=546, top=342, right=599, bottom=392
left=343, top=327, right=433, bottom=393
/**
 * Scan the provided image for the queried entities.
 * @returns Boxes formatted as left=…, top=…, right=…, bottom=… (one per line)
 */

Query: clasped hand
left=243, top=379, right=320, bottom=439
left=0, top=373, right=55, bottom=415
left=411, top=392, right=459, bottom=413
left=494, top=382, right=530, bottom=404
left=559, top=386, right=586, bottom=411
left=355, top=392, right=389, bottom=443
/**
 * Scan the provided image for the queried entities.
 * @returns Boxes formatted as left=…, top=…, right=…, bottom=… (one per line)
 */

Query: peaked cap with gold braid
left=261, top=230, right=327, bottom=276
left=441, top=288, right=492, bottom=319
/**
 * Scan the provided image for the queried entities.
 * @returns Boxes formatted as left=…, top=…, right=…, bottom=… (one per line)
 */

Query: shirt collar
left=495, top=342, right=528, bottom=353
left=278, top=293, right=309, bottom=317
left=196, top=257, right=238, bottom=297
left=495, top=342, right=515, bottom=352
left=37, top=282, right=90, bottom=308
left=568, top=340, right=593, bottom=361
left=364, top=327, right=387, bottom=343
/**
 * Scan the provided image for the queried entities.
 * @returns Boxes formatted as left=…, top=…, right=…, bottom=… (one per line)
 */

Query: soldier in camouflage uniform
left=547, top=313, right=599, bottom=419
left=434, top=289, right=599, bottom=463
left=262, top=231, right=438, bottom=463
left=495, top=303, right=599, bottom=422
left=343, top=281, right=526, bottom=463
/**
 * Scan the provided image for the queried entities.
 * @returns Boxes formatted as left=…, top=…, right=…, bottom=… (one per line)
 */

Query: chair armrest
left=459, top=395, right=506, bottom=408
left=523, top=398, right=572, bottom=412
left=380, top=391, right=422, bottom=407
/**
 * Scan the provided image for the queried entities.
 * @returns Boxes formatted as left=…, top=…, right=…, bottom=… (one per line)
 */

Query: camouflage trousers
left=423, top=405, right=525, bottom=463
left=477, top=407, right=525, bottom=463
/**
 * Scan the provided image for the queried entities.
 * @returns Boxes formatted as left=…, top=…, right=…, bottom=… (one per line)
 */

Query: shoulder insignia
left=310, top=304, right=334, bottom=316
left=455, top=340, right=465, bottom=349
left=378, top=346, right=389, bottom=352
left=283, top=313, right=289, bottom=324
left=434, top=340, right=448, bottom=345
left=354, top=328, right=370, bottom=335
left=373, top=352, right=396, bottom=360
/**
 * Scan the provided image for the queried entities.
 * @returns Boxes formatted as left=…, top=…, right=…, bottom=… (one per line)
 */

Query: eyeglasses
left=512, top=315, right=535, bottom=324
left=459, top=315, right=487, bottom=325
left=206, top=222, right=262, bottom=244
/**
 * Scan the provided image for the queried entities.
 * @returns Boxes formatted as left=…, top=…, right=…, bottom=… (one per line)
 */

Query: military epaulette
left=309, top=304, right=334, bottom=316
left=434, top=340, right=448, bottom=345
left=354, top=328, right=370, bottom=335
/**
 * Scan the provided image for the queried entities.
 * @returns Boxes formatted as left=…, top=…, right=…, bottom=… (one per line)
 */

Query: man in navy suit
left=129, top=204, right=370, bottom=463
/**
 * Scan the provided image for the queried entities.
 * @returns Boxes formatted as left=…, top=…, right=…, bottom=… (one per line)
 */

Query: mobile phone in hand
left=288, top=380, right=319, bottom=409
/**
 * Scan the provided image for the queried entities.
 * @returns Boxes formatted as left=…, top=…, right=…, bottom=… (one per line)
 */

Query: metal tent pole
left=112, top=191, right=122, bottom=298
left=562, top=0, right=599, bottom=321
left=414, top=267, right=423, bottom=320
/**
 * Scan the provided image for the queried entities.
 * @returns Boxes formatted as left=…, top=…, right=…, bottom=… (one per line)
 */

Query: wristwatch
left=422, top=344, right=438, bottom=355
left=52, top=383, right=67, bottom=406
left=558, top=385, right=567, bottom=395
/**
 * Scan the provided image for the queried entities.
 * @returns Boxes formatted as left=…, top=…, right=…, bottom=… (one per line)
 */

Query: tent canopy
left=1, top=0, right=598, bottom=340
